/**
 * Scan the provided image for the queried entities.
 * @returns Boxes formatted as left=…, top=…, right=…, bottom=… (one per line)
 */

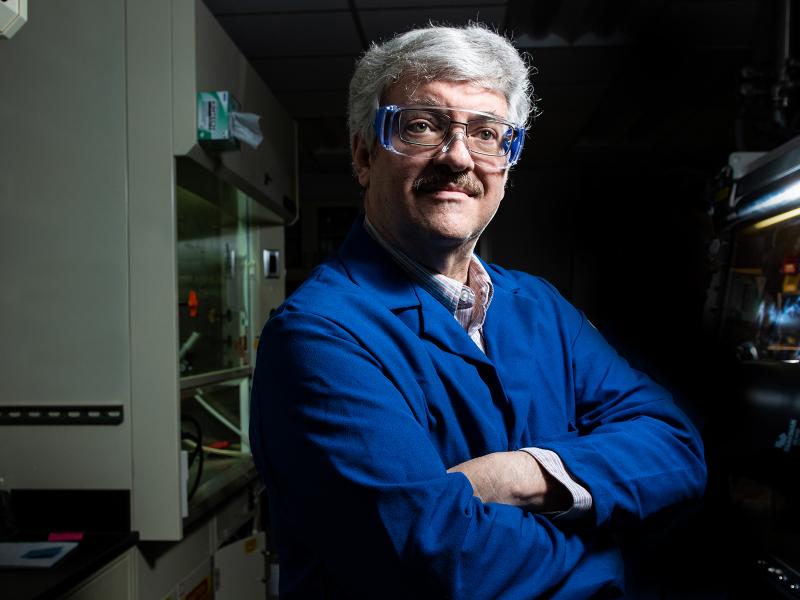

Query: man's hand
left=447, top=451, right=572, bottom=512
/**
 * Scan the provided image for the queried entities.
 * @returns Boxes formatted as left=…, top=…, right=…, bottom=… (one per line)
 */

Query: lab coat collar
left=337, top=216, right=506, bottom=368
left=336, top=215, right=421, bottom=312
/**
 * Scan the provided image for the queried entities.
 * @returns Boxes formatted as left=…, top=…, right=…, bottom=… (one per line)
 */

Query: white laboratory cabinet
left=0, top=0, right=293, bottom=594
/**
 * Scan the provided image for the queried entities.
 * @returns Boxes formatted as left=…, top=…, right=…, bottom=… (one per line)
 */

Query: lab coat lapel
left=415, top=290, right=493, bottom=368
left=482, top=279, right=541, bottom=443
left=337, top=217, right=492, bottom=367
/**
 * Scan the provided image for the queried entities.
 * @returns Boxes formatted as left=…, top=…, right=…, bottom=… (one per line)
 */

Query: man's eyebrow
left=406, top=99, right=506, bottom=120
left=407, top=97, right=442, bottom=107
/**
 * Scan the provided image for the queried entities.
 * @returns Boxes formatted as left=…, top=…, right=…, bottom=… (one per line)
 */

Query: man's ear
left=352, top=134, right=372, bottom=189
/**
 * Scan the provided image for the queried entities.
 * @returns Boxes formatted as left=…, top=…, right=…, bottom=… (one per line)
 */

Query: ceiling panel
left=355, top=0, right=504, bottom=7
left=204, top=0, right=349, bottom=13
left=657, top=0, right=764, bottom=48
left=360, top=6, right=507, bottom=43
left=216, top=12, right=362, bottom=57
left=251, top=56, right=356, bottom=93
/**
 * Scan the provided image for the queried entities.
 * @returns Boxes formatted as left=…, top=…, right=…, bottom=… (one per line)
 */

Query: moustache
left=412, top=170, right=484, bottom=197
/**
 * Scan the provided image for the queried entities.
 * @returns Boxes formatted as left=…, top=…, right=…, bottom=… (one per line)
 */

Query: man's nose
left=434, top=130, right=475, bottom=171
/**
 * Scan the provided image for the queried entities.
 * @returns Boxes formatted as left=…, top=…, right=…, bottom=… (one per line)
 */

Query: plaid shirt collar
left=363, top=217, right=494, bottom=345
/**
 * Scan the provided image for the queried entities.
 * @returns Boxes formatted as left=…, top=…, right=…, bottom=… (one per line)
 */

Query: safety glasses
left=374, top=105, right=525, bottom=171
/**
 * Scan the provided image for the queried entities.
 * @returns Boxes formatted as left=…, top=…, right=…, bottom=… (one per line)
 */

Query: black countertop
left=0, top=531, right=138, bottom=600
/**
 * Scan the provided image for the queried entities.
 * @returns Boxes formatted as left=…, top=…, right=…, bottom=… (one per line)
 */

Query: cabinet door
left=64, top=550, right=135, bottom=600
left=213, top=532, right=267, bottom=600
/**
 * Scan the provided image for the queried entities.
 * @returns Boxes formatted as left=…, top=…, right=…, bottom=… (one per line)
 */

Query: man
left=250, top=24, right=706, bottom=599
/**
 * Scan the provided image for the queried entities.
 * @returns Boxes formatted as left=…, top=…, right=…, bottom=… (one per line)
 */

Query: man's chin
left=422, top=223, right=480, bottom=248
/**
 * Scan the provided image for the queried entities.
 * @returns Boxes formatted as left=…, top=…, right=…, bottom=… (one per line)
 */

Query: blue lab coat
left=250, top=217, right=706, bottom=599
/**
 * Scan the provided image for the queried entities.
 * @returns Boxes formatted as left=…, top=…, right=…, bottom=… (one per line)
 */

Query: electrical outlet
left=263, top=249, right=281, bottom=279
left=0, top=0, right=27, bottom=40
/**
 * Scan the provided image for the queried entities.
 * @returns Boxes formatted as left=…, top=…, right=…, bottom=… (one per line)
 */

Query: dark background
left=203, top=1, right=800, bottom=596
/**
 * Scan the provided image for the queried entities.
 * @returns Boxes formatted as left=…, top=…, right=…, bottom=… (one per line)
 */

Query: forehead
left=383, top=78, right=508, bottom=118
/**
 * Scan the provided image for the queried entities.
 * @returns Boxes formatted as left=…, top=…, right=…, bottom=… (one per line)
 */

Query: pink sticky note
left=48, top=532, right=84, bottom=542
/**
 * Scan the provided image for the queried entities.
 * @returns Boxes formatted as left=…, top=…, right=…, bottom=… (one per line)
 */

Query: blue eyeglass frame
left=373, top=104, right=526, bottom=168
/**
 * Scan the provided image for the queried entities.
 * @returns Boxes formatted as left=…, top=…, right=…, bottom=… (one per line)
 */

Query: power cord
left=181, top=415, right=204, bottom=501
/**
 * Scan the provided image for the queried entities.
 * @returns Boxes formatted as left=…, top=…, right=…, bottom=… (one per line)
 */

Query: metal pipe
left=773, top=0, right=794, bottom=127
left=776, top=0, right=792, bottom=77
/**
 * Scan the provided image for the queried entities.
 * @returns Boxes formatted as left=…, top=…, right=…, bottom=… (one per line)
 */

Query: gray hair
left=348, top=23, right=535, bottom=147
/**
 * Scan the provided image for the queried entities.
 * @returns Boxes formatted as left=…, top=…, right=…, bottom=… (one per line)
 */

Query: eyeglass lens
left=396, top=109, right=515, bottom=157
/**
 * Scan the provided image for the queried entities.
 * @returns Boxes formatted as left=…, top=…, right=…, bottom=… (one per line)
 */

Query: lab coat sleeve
left=536, top=309, right=707, bottom=529
left=250, top=310, right=619, bottom=599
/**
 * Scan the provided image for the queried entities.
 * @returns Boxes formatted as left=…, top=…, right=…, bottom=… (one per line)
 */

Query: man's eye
left=476, top=128, right=498, bottom=140
left=407, top=121, right=431, bottom=133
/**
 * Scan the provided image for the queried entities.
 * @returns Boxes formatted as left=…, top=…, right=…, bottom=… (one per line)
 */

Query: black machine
left=704, top=135, right=800, bottom=598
